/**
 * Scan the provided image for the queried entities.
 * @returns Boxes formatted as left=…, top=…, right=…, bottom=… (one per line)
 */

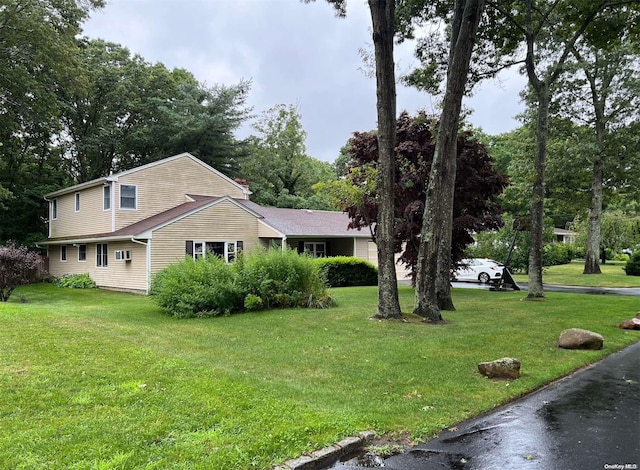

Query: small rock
left=619, top=318, right=640, bottom=330
left=557, top=328, right=603, bottom=350
left=478, top=357, right=521, bottom=380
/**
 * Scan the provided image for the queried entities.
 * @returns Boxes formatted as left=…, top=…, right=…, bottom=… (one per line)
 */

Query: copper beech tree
left=330, top=111, right=508, bottom=292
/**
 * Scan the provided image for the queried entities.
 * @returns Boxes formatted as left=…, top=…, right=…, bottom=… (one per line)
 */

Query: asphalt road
left=331, top=341, right=640, bottom=470
left=450, top=280, right=640, bottom=296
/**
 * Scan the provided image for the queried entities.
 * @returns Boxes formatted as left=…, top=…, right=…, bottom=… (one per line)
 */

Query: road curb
left=273, top=430, right=376, bottom=470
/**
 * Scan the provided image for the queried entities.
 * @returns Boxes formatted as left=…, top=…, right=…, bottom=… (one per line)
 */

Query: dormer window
left=120, top=184, right=137, bottom=209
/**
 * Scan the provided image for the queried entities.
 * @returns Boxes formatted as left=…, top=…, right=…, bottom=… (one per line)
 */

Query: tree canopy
left=322, top=111, right=508, bottom=280
left=58, top=39, right=252, bottom=183
left=241, top=104, right=336, bottom=209
left=0, top=0, right=104, bottom=244
left=0, top=5, right=252, bottom=245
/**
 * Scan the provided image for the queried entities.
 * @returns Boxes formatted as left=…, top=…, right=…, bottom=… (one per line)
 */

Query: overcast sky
left=81, top=0, right=527, bottom=163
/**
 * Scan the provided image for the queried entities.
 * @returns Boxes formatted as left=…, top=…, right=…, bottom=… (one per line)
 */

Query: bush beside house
left=543, top=242, right=575, bottom=267
left=151, top=248, right=333, bottom=318
left=56, top=273, right=97, bottom=289
left=316, top=256, right=378, bottom=287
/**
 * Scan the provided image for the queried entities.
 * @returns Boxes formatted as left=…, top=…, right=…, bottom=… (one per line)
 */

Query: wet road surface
left=448, top=280, right=640, bottom=296
left=332, top=341, right=640, bottom=470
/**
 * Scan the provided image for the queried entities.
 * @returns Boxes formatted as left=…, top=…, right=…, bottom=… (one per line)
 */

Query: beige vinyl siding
left=97, top=241, right=148, bottom=293
left=257, top=221, right=282, bottom=238
left=366, top=240, right=411, bottom=280
left=115, top=156, right=246, bottom=230
left=49, top=186, right=112, bottom=238
left=359, top=238, right=374, bottom=261
left=48, top=242, right=148, bottom=293
left=150, top=200, right=261, bottom=277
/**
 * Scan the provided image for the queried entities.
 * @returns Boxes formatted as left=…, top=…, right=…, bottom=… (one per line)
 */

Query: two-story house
left=40, top=153, right=384, bottom=294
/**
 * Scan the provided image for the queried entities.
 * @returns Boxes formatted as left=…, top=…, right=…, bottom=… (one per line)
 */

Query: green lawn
left=512, top=259, right=640, bottom=288
left=1, top=284, right=639, bottom=469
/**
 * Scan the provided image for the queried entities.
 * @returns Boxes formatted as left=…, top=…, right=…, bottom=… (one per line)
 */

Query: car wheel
left=478, top=272, right=490, bottom=284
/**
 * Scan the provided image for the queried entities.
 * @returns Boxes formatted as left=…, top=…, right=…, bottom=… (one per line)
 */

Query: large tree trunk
left=414, top=0, right=484, bottom=319
left=527, top=84, right=549, bottom=299
left=583, top=67, right=607, bottom=275
left=584, top=157, right=603, bottom=274
left=368, top=0, right=402, bottom=319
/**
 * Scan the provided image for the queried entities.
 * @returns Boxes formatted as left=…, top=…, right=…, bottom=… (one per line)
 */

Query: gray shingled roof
left=239, top=200, right=370, bottom=238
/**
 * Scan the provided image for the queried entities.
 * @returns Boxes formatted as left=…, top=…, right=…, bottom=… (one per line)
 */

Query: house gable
left=45, top=153, right=251, bottom=238
left=149, top=198, right=264, bottom=277
left=114, top=153, right=250, bottom=230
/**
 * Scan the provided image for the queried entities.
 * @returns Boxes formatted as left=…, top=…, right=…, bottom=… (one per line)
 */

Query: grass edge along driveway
left=1, top=284, right=639, bottom=469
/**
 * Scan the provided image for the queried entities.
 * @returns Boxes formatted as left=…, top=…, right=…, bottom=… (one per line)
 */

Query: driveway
left=331, top=341, right=640, bottom=470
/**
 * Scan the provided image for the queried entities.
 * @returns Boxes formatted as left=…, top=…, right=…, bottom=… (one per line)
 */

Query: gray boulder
left=558, top=328, right=603, bottom=350
left=478, top=357, right=521, bottom=380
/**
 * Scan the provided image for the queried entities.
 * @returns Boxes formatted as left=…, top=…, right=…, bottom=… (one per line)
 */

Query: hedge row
left=315, top=256, right=378, bottom=287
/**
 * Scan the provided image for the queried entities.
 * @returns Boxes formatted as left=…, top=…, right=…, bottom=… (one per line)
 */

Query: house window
left=96, top=243, right=108, bottom=267
left=103, top=185, right=111, bottom=210
left=186, top=240, right=242, bottom=263
left=304, top=242, right=326, bottom=258
left=120, top=184, right=136, bottom=209
left=75, top=193, right=80, bottom=212
left=78, top=244, right=87, bottom=262
left=60, top=245, right=67, bottom=262
left=52, top=199, right=58, bottom=220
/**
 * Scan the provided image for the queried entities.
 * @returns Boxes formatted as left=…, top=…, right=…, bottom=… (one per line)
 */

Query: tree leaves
left=334, top=111, right=508, bottom=280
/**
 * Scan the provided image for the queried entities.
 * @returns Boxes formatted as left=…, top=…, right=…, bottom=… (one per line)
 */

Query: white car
left=453, top=258, right=504, bottom=284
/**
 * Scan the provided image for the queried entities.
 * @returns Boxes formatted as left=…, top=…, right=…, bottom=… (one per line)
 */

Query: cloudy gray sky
left=82, top=0, right=527, bottom=163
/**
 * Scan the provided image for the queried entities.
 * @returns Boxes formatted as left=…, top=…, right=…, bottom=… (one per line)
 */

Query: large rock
left=557, top=328, right=603, bottom=350
left=478, top=357, right=521, bottom=380
left=619, top=318, right=640, bottom=330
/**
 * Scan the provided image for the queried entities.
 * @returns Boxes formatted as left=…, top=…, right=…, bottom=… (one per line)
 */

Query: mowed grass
left=512, top=259, right=640, bottom=288
left=1, top=284, right=639, bottom=469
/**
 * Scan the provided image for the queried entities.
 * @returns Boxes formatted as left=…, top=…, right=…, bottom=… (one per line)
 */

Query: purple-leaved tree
left=0, top=243, right=44, bottom=301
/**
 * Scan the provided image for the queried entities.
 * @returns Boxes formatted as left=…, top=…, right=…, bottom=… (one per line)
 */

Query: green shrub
left=572, top=245, right=586, bottom=259
left=243, top=294, right=264, bottom=311
left=151, top=248, right=333, bottom=318
left=151, top=256, right=244, bottom=318
left=543, top=243, right=573, bottom=266
left=604, top=248, right=616, bottom=261
left=234, top=248, right=332, bottom=310
left=56, top=273, right=97, bottom=289
left=316, top=256, right=378, bottom=287
left=623, top=251, right=640, bottom=276
left=614, top=253, right=630, bottom=262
